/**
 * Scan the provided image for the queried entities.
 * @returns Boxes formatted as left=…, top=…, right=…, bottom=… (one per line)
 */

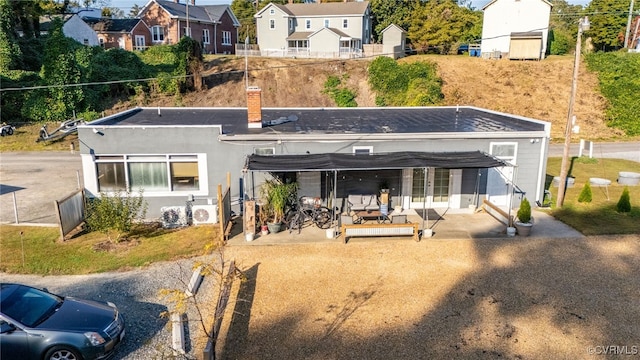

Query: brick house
left=138, top=0, right=241, bottom=54
left=84, top=17, right=151, bottom=51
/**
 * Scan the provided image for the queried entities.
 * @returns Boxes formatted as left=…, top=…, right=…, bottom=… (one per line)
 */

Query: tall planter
left=259, top=178, right=298, bottom=230
left=515, top=197, right=533, bottom=236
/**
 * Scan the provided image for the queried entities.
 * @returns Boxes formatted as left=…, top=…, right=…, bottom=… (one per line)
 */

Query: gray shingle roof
left=283, top=1, right=369, bottom=16
left=84, top=17, right=141, bottom=32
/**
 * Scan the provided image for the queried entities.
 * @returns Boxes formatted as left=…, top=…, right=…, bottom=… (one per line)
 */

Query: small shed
left=381, top=24, right=406, bottom=59
left=509, top=32, right=543, bottom=60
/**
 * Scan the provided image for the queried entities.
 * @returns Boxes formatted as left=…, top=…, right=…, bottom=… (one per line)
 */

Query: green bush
left=323, top=75, right=357, bottom=107
left=86, top=189, right=148, bottom=242
left=578, top=182, right=593, bottom=203
left=368, top=56, right=442, bottom=106
left=616, top=186, right=631, bottom=213
left=516, top=197, right=532, bottom=223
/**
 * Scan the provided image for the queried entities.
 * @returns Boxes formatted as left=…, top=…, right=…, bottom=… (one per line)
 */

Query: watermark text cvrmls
left=587, top=345, right=638, bottom=355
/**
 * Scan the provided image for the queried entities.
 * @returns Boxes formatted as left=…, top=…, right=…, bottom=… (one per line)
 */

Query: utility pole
left=557, top=17, right=590, bottom=207
left=625, top=0, right=635, bottom=48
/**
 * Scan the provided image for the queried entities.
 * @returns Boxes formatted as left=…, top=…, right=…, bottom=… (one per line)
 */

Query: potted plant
left=258, top=204, right=270, bottom=235
left=514, top=197, right=533, bottom=236
left=259, top=178, right=297, bottom=234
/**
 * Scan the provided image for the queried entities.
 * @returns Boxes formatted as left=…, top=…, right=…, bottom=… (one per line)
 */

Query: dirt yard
left=111, top=55, right=623, bottom=142
left=217, top=235, right=640, bottom=359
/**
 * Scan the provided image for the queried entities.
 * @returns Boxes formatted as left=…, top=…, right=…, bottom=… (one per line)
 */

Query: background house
left=84, top=18, right=151, bottom=50
left=480, top=0, right=553, bottom=60
left=138, top=0, right=240, bottom=54
left=254, top=1, right=372, bottom=58
left=78, top=89, right=550, bottom=222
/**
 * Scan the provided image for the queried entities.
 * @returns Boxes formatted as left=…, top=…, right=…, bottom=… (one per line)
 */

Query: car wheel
left=44, top=346, right=83, bottom=360
left=0, top=129, right=5, bottom=136
left=7, top=127, right=13, bottom=135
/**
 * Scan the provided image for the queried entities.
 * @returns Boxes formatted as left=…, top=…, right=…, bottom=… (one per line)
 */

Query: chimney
left=247, top=86, right=262, bottom=129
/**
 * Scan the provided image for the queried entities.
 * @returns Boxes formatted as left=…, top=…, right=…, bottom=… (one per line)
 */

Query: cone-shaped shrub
left=616, top=186, right=631, bottom=213
left=578, top=182, right=592, bottom=203
left=516, top=197, right=532, bottom=223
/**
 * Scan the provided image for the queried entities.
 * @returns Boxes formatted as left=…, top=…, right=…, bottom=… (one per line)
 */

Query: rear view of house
left=480, top=0, right=552, bottom=60
left=254, top=1, right=372, bottom=58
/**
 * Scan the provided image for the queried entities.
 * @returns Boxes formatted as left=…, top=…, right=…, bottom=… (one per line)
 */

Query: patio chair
left=391, top=214, right=407, bottom=224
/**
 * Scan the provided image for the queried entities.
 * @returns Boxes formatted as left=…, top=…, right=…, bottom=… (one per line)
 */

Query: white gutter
left=219, top=131, right=548, bottom=142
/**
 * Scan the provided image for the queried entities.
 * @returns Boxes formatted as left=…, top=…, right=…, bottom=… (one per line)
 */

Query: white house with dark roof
left=78, top=89, right=550, bottom=223
left=254, top=1, right=372, bottom=58
left=480, top=0, right=553, bottom=60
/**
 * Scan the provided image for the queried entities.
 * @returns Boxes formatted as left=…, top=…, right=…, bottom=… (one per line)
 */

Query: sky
left=109, top=0, right=593, bottom=15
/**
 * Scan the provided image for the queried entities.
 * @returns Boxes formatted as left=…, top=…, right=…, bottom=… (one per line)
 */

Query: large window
left=151, top=25, right=164, bottom=43
left=95, top=155, right=200, bottom=192
left=203, top=29, right=210, bottom=44
left=222, top=31, right=231, bottom=45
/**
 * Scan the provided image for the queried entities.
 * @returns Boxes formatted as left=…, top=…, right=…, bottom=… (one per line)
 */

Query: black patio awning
left=246, top=151, right=510, bottom=172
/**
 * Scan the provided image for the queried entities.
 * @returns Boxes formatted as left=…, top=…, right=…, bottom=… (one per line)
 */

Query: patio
left=225, top=208, right=584, bottom=246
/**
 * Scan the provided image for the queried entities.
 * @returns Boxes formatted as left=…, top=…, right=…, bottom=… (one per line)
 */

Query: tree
left=128, top=3, right=142, bottom=18
left=370, top=0, right=415, bottom=42
left=408, top=0, right=482, bottom=54
left=231, top=0, right=257, bottom=43
left=577, top=182, right=593, bottom=203
left=586, top=0, right=638, bottom=51
left=0, top=0, right=21, bottom=72
left=616, top=186, right=631, bottom=213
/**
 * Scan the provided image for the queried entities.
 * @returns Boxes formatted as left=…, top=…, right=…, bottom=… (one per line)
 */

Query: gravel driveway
left=1, top=257, right=217, bottom=359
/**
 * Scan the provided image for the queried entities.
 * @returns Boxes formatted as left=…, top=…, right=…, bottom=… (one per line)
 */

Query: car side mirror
left=0, top=320, right=17, bottom=334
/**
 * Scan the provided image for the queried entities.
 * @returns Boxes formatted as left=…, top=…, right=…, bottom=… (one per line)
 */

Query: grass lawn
left=545, top=157, right=640, bottom=235
left=0, top=224, right=221, bottom=275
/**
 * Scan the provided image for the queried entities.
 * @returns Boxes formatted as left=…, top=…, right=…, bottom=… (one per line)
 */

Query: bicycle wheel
left=313, top=207, right=332, bottom=229
left=288, top=212, right=304, bottom=234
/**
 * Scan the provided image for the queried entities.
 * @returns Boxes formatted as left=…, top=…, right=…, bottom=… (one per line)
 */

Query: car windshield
left=0, top=284, right=63, bottom=327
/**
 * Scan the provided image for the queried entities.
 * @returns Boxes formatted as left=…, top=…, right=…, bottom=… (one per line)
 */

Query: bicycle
left=286, top=196, right=333, bottom=234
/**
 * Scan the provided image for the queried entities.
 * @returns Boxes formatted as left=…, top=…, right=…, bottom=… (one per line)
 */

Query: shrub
left=516, top=197, right=532, bottom=223
left=323, top=75, right=357, bottom=107
left=616, top=186, right=631, bottom=213
left=86, top=189, right=148, bottom=242
left=578, top=182, right=593, bottom=203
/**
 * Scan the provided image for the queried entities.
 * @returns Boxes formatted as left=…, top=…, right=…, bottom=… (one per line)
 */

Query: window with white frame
left=95, top=155, right=200, bottom=192
left=352, top=146, right=373, bottom=154
left=222, top=31, right=231, bottom=45
left=324, top=19, right=330, bottom=28
left=289, top=18, right=294, bottom=30
left=269, top=8, right=275, bottom=15
left=305, top=19, right=311, bottom=29
left=342, top=18, right=348, bottom=29
left=151, top=25, right=164, bottom=42
left=99, top=38, right=104, bottom=47
left=203, top=29, right=210, bottom=44
left=182, top=27, right=191, bottom=37
left=490, top=142, right=517, bottom=163
left=270, top=19, right=275, bottom=29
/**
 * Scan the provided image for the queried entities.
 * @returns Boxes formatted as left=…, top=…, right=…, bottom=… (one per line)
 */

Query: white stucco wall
left=480, top=0, right=551, bottom=58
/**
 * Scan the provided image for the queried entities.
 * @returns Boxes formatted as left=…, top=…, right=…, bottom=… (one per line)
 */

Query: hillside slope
left=114, top=55, right=622, bottom=142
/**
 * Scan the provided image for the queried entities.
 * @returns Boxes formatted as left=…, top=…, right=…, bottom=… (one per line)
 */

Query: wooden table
left=354, top=210, right=389, bottom=224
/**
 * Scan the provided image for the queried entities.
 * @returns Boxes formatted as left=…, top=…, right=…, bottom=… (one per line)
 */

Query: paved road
left=0, top=151, right=82, bottom=224
left=548, top=141, right=640, bottom=162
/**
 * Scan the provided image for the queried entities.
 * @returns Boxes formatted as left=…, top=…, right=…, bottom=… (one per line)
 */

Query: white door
left=487, top=142, right=517, bottom=207
left=135, top=35, right=145, bottom=50
left=405, top=168, right=453, bottom=209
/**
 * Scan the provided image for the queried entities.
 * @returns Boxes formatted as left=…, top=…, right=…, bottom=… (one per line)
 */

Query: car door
left=1, top=318, right=30, bottom=360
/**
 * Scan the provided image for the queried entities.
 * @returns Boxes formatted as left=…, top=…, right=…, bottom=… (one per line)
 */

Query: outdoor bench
left=340, top=222, right=420, bottom=243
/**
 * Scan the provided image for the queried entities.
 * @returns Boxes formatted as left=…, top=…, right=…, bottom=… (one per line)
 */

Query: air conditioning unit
left=161, top=206, right=187, bottom=228
left=191, top=205, right=218, bottom=225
